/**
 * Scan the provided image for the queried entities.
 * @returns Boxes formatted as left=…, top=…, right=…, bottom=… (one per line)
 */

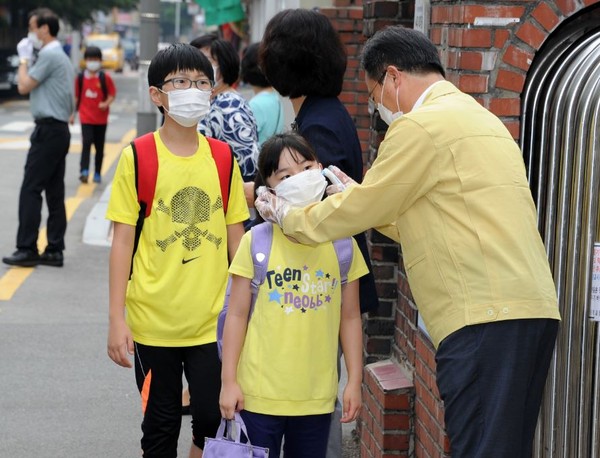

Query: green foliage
left=2, top=0, right=138, bottom=28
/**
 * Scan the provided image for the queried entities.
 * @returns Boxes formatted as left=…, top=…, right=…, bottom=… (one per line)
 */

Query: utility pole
left=137, top=0, right=160, bottom=135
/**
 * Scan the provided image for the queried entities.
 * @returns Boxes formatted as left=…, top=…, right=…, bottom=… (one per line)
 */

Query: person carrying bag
left=204, top=413, right=269, bottom=457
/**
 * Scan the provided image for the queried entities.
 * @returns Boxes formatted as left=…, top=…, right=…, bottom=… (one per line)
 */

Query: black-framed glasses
left=160, top=77, right=214, bottom=91
left=367, top=72, right=386, bottom=104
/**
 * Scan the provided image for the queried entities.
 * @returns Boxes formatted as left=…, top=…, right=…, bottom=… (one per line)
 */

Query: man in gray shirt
left=2, top=8, right=74, bottom=268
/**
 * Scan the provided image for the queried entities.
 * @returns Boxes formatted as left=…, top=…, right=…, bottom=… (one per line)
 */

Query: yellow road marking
left=0, top=128, right=135, bottom=301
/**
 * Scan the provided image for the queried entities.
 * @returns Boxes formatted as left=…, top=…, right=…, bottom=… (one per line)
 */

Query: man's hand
left=16, top=37, right=33, bottom=61
left=254, top=186, right=290, bottom=227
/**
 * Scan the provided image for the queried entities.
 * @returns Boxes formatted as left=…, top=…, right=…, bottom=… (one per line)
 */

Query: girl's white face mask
left=161, top=88, right=211, bottom=128
left=274, top=168, right=327, bottom=208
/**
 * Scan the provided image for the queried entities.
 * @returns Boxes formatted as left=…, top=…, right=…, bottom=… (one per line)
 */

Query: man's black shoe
left=2, top=250, right=40, bottom=267
left=39, top=251, right=63, bottom=267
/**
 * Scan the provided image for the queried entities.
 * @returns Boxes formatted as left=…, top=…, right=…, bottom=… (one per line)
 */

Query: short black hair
left=259, top=8, right=346, bottom=98
left=84, top=46, right=102, bottom=60
left=30, top=8, right=59, bottom=37
left=189, top=33, right=218, bottom=50
left=241, top=43, right=269, bottom=88
left=257, top=132, right=318, bottom=185
left=191, top=37, right=239, bottom=86
left=361, top=26, right=446, bottom=81
left=148, top=43, right=213, bottom=113
left=148, top=42, right=213, bottom=87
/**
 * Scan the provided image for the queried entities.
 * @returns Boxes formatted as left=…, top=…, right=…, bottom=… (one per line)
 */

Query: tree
left=3, top=0, right=138, bottom=30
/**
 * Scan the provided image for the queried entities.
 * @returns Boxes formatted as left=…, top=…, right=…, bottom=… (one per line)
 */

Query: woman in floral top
left=191, top=35, right=260, bottom=182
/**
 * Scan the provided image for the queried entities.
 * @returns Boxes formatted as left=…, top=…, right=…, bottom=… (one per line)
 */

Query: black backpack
left=76, top=70, right=108, bottom=110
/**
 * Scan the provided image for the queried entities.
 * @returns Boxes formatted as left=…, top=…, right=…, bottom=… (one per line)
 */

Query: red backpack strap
left=129, top=132, right=158, bottom=277
left=131, top=132, right=158, bottom=218
left=206, top=137, right=233, bottom=214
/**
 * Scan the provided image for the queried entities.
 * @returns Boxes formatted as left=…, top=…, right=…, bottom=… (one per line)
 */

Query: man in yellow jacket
left=256, top=25, right=560, bottom=458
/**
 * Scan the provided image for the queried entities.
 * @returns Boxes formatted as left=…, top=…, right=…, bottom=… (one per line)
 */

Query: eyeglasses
left=367, top=72, right=386, bottom=104
left=367, top=83, right=379, bottom=105
left=160, top=77, right=214, bottom=91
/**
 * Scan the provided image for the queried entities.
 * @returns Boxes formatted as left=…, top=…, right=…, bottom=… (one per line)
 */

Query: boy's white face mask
left=162, top=88, right=211, bottom=128
left=274, top=168, right=327, bottom=208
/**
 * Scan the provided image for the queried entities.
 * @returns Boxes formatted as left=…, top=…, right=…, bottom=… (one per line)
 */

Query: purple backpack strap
left=248, top=222, right=274, bottom=316
left=332, top=237, right=353, bottom=285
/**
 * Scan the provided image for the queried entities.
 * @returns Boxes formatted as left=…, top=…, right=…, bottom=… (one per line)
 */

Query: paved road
left=0, top=70, right=359, bottom=457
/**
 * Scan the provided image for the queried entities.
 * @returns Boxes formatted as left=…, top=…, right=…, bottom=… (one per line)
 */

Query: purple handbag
left=204, top=413, right=269, bottom=458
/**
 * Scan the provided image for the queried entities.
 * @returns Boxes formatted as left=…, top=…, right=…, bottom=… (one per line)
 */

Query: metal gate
left=521, top=4, right=600, bottom=457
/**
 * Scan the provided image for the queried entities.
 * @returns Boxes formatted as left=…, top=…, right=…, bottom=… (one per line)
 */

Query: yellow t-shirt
left=229, top=224, right=368, bottom=416
left=106, top=131, right=249, bottom=346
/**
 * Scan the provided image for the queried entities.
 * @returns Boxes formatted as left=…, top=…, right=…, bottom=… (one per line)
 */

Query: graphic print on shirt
left=264, top=262, right=339, bottom=315
left=153, top=186, right=223, bottom=253
left=84, top=86, right=100, bottom=99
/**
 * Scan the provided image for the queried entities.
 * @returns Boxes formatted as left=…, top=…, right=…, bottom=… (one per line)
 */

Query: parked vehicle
left=80, top=33, right=124, bottom=73
left=122, top=38, right=138, bottom=70
left=0, top=49, right=19, bottom=97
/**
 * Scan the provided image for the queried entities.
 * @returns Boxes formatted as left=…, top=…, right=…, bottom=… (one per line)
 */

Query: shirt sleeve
left=105, top=145, right=139, bottom=226
left=282, top=118, right=439, bottom=244
left=107, top=73, right=117, bottom=96
left=225, top=158, right=251, bottom=225
left=347, top=238, right=369, bottom=283
left=228, top=231, right=254, bottom=279
left=28, top=52, right=51, bottom=83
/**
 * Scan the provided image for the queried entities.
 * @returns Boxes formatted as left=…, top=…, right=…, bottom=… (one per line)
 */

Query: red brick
left=430, top=6, right=452, bottom=24
left=448, top=28, right=492, bottom=48
left=555, top=0, right=578, bottom=15
left=494, top=29, right=510, bottom=48
left=504, top=120, right=521, bottom=140
left=503, top=44, right=534, bottom=71
left=496, top=68, right=526, bottom=93
left=515, top=22, right=547, bottom=50
left=382, top=411, right=411, bottom=431
left=458, top=74, right=488, bottom=94
left=459, top=51, right=484, bottom=71
left=488, top=97, right=521, bottom=117
left=430, top=27, right=442, bottom=45
left=531, top=2, right=560, bottom=32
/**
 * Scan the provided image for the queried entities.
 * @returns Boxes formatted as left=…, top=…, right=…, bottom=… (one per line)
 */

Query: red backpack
left=129, top=132, right=234, bottom=267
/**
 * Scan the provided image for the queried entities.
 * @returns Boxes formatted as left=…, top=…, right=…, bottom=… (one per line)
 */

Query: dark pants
left=435, top=318, right=559, bottom=458
left=80, top=123, right=107, bottom=174
left=134, top=342, right=222, bottom=458
left=240, top=410, right=331, bottom=458
left=17, top=120, right=70, bottom=253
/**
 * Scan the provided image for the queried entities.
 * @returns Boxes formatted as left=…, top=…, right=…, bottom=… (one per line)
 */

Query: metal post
left=137, top=0, right=160, bottom=136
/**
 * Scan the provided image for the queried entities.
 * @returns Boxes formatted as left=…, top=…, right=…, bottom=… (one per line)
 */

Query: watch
left=19, top=58, right=29, bottom=65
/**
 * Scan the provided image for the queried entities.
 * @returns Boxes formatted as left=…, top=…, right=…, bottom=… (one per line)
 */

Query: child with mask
left=219, top=132, right=366, bottom=458
left=70, top=46, right=116, bottom=184
left=106, top=43, right=249, bottom=458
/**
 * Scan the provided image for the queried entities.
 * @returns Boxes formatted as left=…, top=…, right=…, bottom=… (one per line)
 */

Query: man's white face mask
left=377, top=72, right=403, bottom=125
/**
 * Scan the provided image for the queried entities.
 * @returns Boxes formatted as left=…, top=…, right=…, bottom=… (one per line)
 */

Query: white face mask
left=86, top=61, right=101, bottom=72
left=162, top=88, right=211, bottom=128
left=274, top=168, right=327, bottom=208
left=27, top=31, right=43, bottom=50
left=377, top=73, right=403, bottom=125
